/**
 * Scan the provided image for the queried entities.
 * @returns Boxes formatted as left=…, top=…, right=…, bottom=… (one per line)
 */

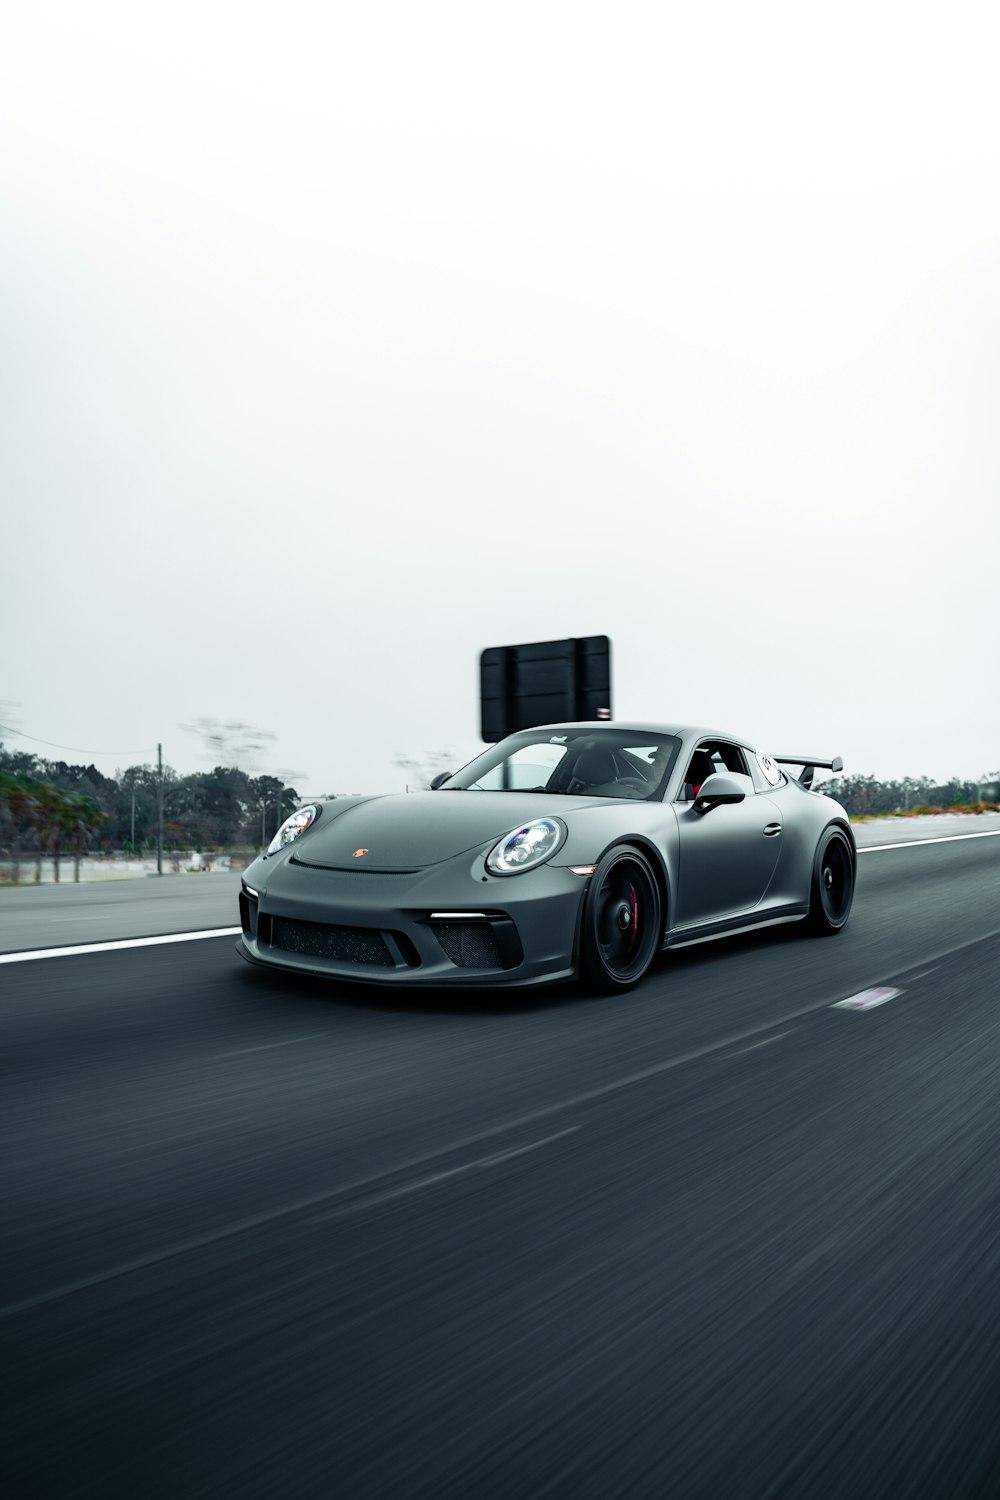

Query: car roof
left=528, top=721, right=753, bottom=745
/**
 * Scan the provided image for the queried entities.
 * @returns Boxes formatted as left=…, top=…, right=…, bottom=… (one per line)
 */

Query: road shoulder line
left=0, top=928, right=241, bottom=964
left=857, top=828, right=1000, bottom=853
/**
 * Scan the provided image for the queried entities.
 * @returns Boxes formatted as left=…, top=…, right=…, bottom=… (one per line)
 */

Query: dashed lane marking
left=833, top=987, right=903, bottom=1011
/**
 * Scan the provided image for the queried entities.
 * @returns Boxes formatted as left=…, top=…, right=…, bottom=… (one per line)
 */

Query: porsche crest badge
left=353, top=848, right=369, bottom=858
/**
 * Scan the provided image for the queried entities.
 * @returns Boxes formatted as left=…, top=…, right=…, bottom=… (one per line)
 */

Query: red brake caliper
left=627, top=880, right=639, bottom=953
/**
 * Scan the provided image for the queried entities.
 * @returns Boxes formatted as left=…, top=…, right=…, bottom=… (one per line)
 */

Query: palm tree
left=0, top=773, right=42, bottom=883
left=47, top=788, right=107, bottom=882
left=7, top=774, right=49, bottom=882
left=0, top=774, right=106, bottom=882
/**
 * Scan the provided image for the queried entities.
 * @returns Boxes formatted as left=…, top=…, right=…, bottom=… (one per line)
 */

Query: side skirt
left=662, top=907, right=808, bottom=951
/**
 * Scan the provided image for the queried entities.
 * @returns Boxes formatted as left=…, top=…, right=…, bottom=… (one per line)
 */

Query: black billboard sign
left=480, top=635, right=612, bottom=742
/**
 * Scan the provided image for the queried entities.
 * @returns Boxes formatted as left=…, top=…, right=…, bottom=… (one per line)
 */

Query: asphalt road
left=3, top=836, right=1000, bottom=1497
left=0, top=872, right=243, bottom=954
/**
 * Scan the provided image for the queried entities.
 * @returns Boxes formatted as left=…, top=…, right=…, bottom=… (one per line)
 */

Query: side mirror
left=429, top=771, right=452, bottom=790
left=693, top=772, right=749, bottom=815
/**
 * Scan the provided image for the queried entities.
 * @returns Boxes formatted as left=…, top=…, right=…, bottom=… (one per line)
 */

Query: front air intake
left=433, top=922, right=503, bottom=970
left=270, top=916, right=394, bottom=967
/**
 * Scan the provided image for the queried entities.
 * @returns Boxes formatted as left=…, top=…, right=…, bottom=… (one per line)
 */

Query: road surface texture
left=2, top=834, right=999, bottom=1496
left=0, top=872, right=243, bottom=953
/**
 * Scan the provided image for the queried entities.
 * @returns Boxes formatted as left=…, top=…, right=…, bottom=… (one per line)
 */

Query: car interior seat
left=684, top=750, right=717, bottom=800
left=568, top=746, right=620, bottom=792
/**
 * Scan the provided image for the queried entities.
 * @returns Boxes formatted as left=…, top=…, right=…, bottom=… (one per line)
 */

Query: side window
left=714, top=743, right=749, bottom=776
left=753, top=749, right=785, bottom=788
left=678, top=741, right=748, bottom=799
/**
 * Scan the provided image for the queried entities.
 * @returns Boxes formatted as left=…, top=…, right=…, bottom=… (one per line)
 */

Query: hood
left=288, top=790, right=607, bottom=871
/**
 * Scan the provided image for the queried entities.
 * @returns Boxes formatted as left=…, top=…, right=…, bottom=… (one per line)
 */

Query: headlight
left=486, top=817, right=565, bottom=876
left=267, top=805, right=318, bottom=855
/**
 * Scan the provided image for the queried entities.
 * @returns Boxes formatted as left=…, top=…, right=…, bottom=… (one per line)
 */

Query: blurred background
left=2, top=1, right=998, bottom=810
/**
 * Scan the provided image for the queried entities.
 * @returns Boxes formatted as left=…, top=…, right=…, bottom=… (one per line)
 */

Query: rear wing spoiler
left=773, top=754, right=843, bottom=790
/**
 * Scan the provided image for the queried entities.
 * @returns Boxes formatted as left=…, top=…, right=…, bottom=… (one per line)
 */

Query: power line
left=0, top=724, right=157, bottom=757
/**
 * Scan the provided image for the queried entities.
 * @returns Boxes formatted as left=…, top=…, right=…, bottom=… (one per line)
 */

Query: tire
left=580, top=845, right=662, bottom=992
left=807, top=826, right=855, bottom=935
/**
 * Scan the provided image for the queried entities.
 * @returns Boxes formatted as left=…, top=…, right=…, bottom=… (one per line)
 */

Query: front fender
left=244, top=796, right=383, bottom=887
left=553, top=802, right=678, bottom=933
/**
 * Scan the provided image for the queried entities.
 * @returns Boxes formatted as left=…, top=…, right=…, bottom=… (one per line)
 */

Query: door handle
left=763, top=823, right=782, bottom=837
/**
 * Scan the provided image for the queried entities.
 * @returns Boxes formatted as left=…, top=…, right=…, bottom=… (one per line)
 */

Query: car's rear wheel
left=807, top=826, right=855, bottom=934
left=580, top=845, right=662, bottom=992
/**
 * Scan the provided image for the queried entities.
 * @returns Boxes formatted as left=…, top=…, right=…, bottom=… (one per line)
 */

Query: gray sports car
left=237, top=722, right=855, bottom=993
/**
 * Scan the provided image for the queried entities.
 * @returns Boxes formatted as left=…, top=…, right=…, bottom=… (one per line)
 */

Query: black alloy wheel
left=581, top=845, right=662, bottom=992
left=807, top=826, right=855, bottom=934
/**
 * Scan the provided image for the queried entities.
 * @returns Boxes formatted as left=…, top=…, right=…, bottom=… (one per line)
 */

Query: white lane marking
left=833, top=987, right=903, bottom=1010
left=857, top=829, right=1000, bottom=853
left=314, top=1127, right=580, bottom=1219
left=221, top=1034, right=326, bottom=1057
left=4, top=924, right=999, bottom=1321
left=906, top=968, right=938, bottom=981
left=0, top=928, right=241, bottom=964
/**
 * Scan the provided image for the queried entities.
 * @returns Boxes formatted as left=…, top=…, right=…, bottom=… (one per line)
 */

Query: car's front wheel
left=580, top=845, right=662, bottom=992
left=807, top=826, right=855, bottom=934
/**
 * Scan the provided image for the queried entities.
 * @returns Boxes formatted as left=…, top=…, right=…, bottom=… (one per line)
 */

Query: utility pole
left=157, top=742, right=163, bottom=876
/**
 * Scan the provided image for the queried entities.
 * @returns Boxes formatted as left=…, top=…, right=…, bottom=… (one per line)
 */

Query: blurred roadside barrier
left=0, top=852, right=251, bottom=885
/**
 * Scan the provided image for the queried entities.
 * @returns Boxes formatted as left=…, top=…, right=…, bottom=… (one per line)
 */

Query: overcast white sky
left=2, top=1, right=998, bottom=792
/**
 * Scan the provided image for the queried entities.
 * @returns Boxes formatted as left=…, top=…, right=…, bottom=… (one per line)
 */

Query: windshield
left=442, top=728, right=681, bottom=801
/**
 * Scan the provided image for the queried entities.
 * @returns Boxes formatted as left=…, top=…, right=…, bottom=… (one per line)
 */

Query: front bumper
left=236, top=853, right=588, bottom=988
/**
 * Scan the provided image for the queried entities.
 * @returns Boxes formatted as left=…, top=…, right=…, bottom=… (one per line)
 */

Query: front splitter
left=235, top=937, right=577, bottom=990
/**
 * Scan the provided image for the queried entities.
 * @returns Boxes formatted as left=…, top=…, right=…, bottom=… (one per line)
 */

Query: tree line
left=0, top=743, right=310, bottom=859
left=817, top=772, right=999, bottom=818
